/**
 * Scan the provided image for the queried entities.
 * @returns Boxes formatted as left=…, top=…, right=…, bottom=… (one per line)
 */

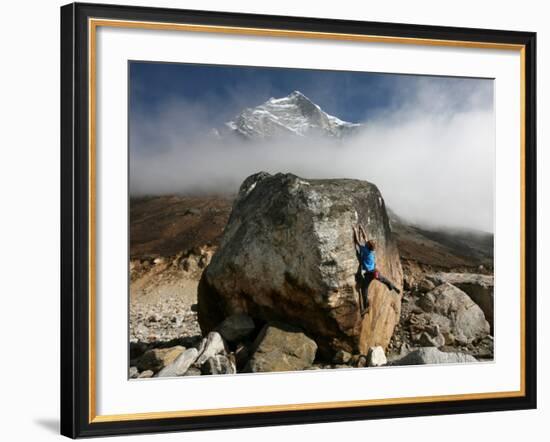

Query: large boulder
left=415, top=283, right=490, bottom=345
left=198, top=172, right=403, bottom=357
left=244, top=322, right=317, bottom=372
left=427, top=273, right=494, bottom=332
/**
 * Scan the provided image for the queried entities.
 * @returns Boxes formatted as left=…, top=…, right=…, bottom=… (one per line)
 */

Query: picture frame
left=60, top=2, right=537, bottom=438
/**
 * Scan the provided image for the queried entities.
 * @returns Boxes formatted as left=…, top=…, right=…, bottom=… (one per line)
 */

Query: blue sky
left=130, top=61, right=493, bottom=131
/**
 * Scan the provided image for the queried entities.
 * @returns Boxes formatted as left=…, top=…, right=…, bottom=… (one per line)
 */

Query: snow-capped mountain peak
left=222, top=91, right=361, bottom=140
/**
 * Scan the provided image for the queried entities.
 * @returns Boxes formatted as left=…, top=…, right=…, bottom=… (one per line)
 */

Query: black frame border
left=60, top=2, right=537, bottom=438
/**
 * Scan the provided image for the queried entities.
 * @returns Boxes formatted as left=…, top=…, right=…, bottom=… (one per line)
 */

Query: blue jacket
left=359, top=245, right=376, bottom=272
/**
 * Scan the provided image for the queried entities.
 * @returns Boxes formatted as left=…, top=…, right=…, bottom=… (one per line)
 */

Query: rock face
left=414, top=283, right=490, bottom=345
left=198, top=172, right=403, bottom=357
left=245, top=322, right=318, bottom=372
left=393, top=347, right=478, bottom=365
left=427, top=273, right=494, bottom=332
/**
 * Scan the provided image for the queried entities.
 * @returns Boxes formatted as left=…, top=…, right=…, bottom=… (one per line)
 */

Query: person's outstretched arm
left=352, top=226, right=361, bottom=255
left=359, top=225, right=368, bottom=243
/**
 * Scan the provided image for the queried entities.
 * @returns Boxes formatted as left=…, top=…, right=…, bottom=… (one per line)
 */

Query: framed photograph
left=60, top=2, right=537, bottom=438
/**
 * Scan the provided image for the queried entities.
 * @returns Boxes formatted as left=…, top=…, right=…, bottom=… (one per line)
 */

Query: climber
left=353, top=224, right=400, bottom=315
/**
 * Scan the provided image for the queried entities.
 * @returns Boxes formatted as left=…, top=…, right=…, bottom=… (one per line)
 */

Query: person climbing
left=353, top=224, right=400, bottom=315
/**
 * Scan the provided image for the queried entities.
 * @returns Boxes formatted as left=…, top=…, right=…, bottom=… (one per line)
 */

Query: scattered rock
left=129, top=366, right=139, bottom=379
left=157, top=348, right=199, bottom=377
left=393, top=347, right=478, bottom=365
left=356, top=354, right=368, bottom=368
left=417, top=279, right=435, bottom=293
left=417, top=330, right=445, bottom=347
left=333, top=350, right=352, bottom=365
left=184, top=208, right=201, bottom=216
left=136, top=346, right=185, bottom=372
left=245, top=322, right=317, bottom=373
left=417, top=292, right=436, bottom=312
left=234, top=343, right=250, bottom=370
left=333, top=364, right=351, bottom=369
left=215, top=314, right=256, bottom=343
left=427, top=273, right=494, bottom=331
left=367, top=346, right=387, bottom=367
left=198, top=172, right=403, bottom=357
left=138, top=370, right=154, bottom=379
left=183, top=367, right=202, bottom=377
left=200, top=355, right=237, bottom=375
left=403, top=275, right=415, bottom=291
left=148, top=313, right=162, bottom=323
left=415, top=283, right=490, bottom=345
left=195, top=332, right=228, bottom=366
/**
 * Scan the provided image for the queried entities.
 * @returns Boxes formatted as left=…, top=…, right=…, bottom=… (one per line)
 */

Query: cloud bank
left=130, top=77, right=494, bottom=232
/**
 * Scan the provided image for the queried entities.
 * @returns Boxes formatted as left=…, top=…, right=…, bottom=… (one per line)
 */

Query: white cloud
left=130, top=78, right=494, bottom=232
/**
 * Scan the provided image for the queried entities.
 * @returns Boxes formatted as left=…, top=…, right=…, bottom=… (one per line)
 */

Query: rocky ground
left=129, top=247, right=215, bottom=345
left=386, top=270, right=494, bottom=362
left=129, top=193, right=494, bottom=379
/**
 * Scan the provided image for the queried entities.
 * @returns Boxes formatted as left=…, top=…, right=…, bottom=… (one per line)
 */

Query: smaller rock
left=200, top=355, right=237, bottom=375
left=417, top=331, right=445, bottom=347
left=393, top=347, right=478, bottom=365
left=234, top=343, right=250, bottom=370
left=417, top=279, right=436, bottom=293
left=417, top=292, right=436, bottom=312
left=183, top=367, right=202, bottom=377
left=136, top=346, right=185, bottom=372
left=215, top=314, right=256, bottom=343
left=245, top=322, right=317, bottom=373
left=367, top=346, right=387, bottom=367
left=138, top=370, right=154, bottom=378
left=129, top=366, right=139, bottom=379
left=157, top=348, right=199, bottom=377
left=195, top=332, right=228, bottom=366
left=399, top=343, right=410, bottom=357
left=403, top=275, right=415, bottom=291
left=134, top=324, right=149, bottom=337
left=184, top=208, right=201, bottom=216
left=356, top=355, right=368, bottom=368
left=333, top=350, right=352, bottom=365
left=147, top=313, right=162, bottom=322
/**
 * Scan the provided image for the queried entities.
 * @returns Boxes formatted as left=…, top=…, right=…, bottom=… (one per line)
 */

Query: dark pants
left=359, top=270, right=397, bottom=311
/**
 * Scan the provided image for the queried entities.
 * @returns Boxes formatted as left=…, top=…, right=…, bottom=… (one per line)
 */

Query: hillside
left=130, top=195, right=493, bottom=271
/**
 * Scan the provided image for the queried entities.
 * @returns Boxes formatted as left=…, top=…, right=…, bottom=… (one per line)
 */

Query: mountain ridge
left=213, top=90, right=362, bottom=140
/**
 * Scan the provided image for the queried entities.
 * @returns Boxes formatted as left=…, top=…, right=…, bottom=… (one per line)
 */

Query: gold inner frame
left=87, top=18, right=527, bottom=424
